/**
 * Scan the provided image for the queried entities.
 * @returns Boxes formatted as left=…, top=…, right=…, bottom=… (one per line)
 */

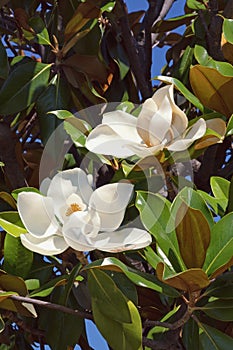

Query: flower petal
left=102, top=110, right=141, bottom=143
left=20, top=233, right=68, bottom=255
left=90, top=228, right=152, bottom=252
left=86, top=110, right=142, bottom=158
left=168, top=85, right=188, bottom=138
left=17, top=192, right=59, bottom=238
left=47, top=168, right=93, bottom=222
left=39, top=177, right=51, bottom=195
left=63, top=210, right=101, bottom=238
left=89, top=183, right=133, bottom=231
left=137, top=86, right=173, bottom=145
left=167, top=118, right=206, bottom=151
left=127, top=142, right=163, bottom=158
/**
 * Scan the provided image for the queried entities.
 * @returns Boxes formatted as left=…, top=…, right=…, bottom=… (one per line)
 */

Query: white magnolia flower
left=85, top=84, right=206, bottom=158
left=18, top=168, right=151, bottom=255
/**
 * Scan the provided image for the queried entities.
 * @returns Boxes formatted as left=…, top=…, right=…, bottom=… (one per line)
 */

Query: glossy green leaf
left=210, top=176, right=230, bottom=201
left=0, top=61, right=51, bottom=115
left=154, top=76, right=204, bottom=111
left=152, top=13, right=196, bottom=33
left=11, top=187, right=40, bottom=200
left=156, top=262, right=210, bottom=292
left=200, top=299, right=233, bottom=321
left=0, top=211, right=27, bottom=237
left=29, top=276, right=67, bottom=297
left=227, top=176, right=233, bottom=213
left=190, top=65, right=233, bottom=118
left=0, top=40, right=9, bottom=80
left=194, top=45, right=233, bottom=76
left=29, top=16, right=51, bottom=45
left=199, top=322, right=233, bottom=349
left=182, top=318, right=199, bottom=350
left=92, top=299, right=142, bottom=350
left=36, top=75, right=70, bottom=144
left=203, top=213, right=233, bottom=276
left=223, top=18, right=233, bottom=45
left=175, top=202, right=210, bottom=268
left=88, top=269, right=131, bottom=323
left=197, top=190, right=222, bottom=215
left=136, top=191, right=185, bottom=271
left=3, top=234, right=33, bottom=279
left=170, top=187, right=214, bottom=229
left=39, top=309, right=84, bottom=350
left=25, top=279, right=40, bottom=291
left=187, top=0, right=207, bottom=9
left=226, top=114, right=233, bottom=136
left=204, top=272, right=233, bottom=299
left=84, top=257, right=180, bottom=297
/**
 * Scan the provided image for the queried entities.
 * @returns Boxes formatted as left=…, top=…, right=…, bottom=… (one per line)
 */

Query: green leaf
left=175, top=202, right=211, bottom=268
left=170, top=187, right=214, bottom=231
left=39, top=309, right=84, bottom=350
left=135, top=191, right=185, bottom=271
left=204, top=272, right=233, bottom=299
left=182, top=318, right=199, bottom=350
left=152, top=13, right=196, bottom=33
left=156, top=262, right=210, bottom=292
left=199, top=322, right=233, bottom=349
left=227, top=176, right=233, bottom=213
left=223, top=18, right=233, bottom=45
left=226, top=114, right=233, bottom=136
left=88, top=269, right=131, bottom=323
left=29, top=276, right=67, bottom=297
left=154, top=76, right=204, bottom=111
left=187, top=0, right=207, bottom=10
left=190, top=65, right=233, bottom=118
left=11, top=187, right=40, bottom=200
left=0, top=41, right=9, bottom=80
left=210, top=176, right=229, bottom=210
left=3, top=234, right=33, bottom=279
left=203, top=213, right=233, bottom=276
left=84, top=257, right=180, bottom=297
left=36, top=75, right=70, bottom=144
left=92, top=299, right=142, bottom=350
left=29, top=16, right=51, bottom=45
left=0, top=61, right=51, bottom=115
left=194, top=45, right=233, bottom=76
left=199, top=299, right=233, bottom=321
left=0, top=211, right=27, bottom=237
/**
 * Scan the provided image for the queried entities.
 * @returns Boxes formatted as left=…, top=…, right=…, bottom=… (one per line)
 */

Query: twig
left=144, top=306, right=191, bottom=331
left=9, top=294, right=93, bottom=320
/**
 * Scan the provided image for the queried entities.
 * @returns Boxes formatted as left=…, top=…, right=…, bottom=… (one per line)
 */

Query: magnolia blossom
left=85, top=84, right=206, bottom=158
left=18, top=168, right=151, bottom=255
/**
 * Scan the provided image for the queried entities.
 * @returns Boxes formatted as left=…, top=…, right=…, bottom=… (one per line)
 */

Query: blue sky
left=34, top=1, right=186, bottom=349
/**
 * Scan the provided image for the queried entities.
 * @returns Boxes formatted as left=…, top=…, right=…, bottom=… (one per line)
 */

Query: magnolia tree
left=0, top=0, right=233, bottom=349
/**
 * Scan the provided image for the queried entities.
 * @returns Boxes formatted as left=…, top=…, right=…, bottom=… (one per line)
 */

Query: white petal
left=90, top=228, right=152, bottom=252
left=85, top=124, right=139, bottom=158
left=39, top=177, right=51, bottom=195
left=137, top=87, right=173, bottom=145
left=127, top=142, right=163, bottom=158
left=47, top=168, right=93, bottom=221
left=63, top=210, right=101, bottom=238
left=17, top=192, right=59, bottom=238
left=89, top=183, right=133, bottom=231
left=102, top=110, right=141, bottom=143
left=20, top=233, right=68, bottom=255
left=168, top=85, right=188, bottom=138
left=167, top=118, right=206, bottom=151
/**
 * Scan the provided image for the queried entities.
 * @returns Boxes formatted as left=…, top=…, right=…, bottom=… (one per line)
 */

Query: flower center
left=66, top=203, right=82, bottom=216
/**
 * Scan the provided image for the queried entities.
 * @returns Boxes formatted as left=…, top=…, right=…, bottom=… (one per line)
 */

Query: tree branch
left=9, top=294, right=93, bottom=320
left=118, top=0, right=152, bottom=100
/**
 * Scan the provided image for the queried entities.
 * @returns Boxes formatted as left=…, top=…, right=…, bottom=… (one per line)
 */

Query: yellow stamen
left=66, top=203, right=82, bottom=216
